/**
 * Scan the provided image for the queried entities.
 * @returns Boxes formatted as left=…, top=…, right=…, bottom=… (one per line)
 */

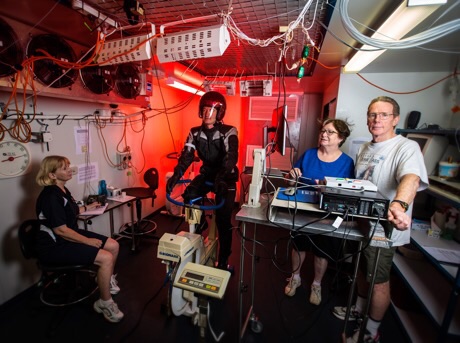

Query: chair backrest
left=18, top=219, right=40, bottom=260
left=144, top=168, right=159, bottom=190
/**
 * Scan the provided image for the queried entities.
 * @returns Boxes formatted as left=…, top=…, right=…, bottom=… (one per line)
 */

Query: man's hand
left=166, top=173, right=180, bottom=194
left=387, top=205, right=411, bottom=230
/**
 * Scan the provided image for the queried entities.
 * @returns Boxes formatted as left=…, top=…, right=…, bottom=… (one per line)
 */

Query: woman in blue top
left=285, top=118, right=354, bottom=305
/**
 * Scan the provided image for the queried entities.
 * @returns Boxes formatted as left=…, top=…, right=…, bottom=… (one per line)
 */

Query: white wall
left=335, top=72, right=457, bottom=159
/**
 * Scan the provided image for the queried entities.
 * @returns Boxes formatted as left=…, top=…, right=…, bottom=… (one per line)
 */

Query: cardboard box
left=428, top=214, right=441, bottom=238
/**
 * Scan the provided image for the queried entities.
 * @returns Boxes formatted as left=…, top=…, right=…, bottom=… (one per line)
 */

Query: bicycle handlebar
left=166, top=179, right=225, bottom=210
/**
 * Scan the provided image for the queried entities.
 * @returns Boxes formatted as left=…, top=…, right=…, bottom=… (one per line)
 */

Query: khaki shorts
left=361, top=245, right=396, bottom=283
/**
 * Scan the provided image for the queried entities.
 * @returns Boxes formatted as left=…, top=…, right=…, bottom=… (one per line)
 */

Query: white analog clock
left=0, top=141, right=32, bottom=178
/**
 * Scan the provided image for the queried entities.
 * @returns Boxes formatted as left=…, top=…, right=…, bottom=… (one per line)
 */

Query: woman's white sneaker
left=110, top=274, right=120, bottom=295
left=93, top=299, right=124, bottom=323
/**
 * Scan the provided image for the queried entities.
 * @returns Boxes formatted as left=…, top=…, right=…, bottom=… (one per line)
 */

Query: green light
left=301, top=45, right=310, bottom=59
left=297, top=66, right=305, bottom=79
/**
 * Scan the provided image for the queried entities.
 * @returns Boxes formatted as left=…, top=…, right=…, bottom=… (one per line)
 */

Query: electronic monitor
left=246, top=148, right=266, bottom=208
left=271, top=104, right=288, bottom=156
left=406, top=133, right=448, bottom=175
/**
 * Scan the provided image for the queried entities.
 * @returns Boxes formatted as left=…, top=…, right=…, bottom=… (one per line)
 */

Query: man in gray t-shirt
left=333, top=96, right=429, bottom=343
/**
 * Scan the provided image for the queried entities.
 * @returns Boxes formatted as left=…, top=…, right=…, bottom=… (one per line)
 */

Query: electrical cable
left=339, top=0, right=460, bottom=50
left=357, top=71, right=459, bottom=95
left=206, top=302, right=225, bottom=342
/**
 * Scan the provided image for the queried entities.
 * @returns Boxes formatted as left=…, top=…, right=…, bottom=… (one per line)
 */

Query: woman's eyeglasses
left=320, top=129, right=338, bottom=136
left=367, top=112, right=394, bottom=120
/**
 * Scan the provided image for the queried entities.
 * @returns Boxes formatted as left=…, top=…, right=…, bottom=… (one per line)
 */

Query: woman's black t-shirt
left=36, top=185, right=80, bottom=238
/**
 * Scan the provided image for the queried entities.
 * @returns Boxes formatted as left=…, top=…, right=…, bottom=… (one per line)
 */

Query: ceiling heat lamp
left=156, top=14, right=231, bottom=63
left=96, top=23, right=156, bottom=66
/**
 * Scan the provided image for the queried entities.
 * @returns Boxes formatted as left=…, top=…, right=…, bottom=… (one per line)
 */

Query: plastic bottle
left=98, top=180, right=108, bottom=196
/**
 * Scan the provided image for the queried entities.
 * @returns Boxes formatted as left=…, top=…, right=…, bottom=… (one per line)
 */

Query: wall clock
left=0, top=141, right=31, bottom=178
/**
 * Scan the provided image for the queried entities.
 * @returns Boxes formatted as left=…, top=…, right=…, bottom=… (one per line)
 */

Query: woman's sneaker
left=94, top=299, right=124, bottom=323
left=110, top=274, right=120, bottom=295
left=309, top=284, right=321, bottom=305
left=332, top=305, right=363, bottom=322
left=347, top=327, right=381, bottom=343
left=284, top=276, right=301, bottom=296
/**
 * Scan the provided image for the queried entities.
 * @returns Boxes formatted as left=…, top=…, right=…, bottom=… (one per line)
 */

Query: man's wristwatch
left=391, top=199, right=409, bottom=212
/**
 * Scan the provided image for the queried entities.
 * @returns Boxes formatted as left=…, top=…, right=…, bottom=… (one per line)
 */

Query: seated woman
left=284, top=118, right=355, bottom=305
left=35, top=155, right=123, bottom=323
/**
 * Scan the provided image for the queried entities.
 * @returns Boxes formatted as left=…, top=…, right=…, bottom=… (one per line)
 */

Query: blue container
left=98, top=180, right=108, bottom=196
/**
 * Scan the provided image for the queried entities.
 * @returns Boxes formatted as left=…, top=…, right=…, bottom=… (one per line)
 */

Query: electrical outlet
left=42, top=132, right=53, bottom=142
left=70, top=165, right=78, bottom=175
left=116, top=151, right=131, bottom=170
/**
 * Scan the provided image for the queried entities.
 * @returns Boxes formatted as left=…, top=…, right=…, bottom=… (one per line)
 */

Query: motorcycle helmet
left=199, top=91, right=226, bottom=121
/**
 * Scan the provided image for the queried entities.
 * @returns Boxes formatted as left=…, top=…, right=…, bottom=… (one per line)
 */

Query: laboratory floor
left=0, top=208, right=409, bottom=343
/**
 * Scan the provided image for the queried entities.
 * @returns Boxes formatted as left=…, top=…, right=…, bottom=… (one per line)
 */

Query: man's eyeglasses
left=320, top=129, right=338, bottom=136
left=367, top=112, right=394, bottom=120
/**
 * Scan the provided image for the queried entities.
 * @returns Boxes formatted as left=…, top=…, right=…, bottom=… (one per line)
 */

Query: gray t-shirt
left=355, top=135, right=429, bottom=245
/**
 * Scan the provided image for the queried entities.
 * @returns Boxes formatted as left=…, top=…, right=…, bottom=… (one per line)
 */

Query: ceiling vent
left=156, top=24, right=231, bottom=63
left=240, top=80, right=273, bottom=97
left=203, top=80, right=236, bottom=96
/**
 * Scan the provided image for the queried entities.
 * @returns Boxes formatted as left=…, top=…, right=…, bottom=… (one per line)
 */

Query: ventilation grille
left=240, top=80, right=272, bottom=97
left=203, top=80, right=236, bottom=96
left=249, top=96, right=299, bottom=121
left=156, top=25, right=231, bottom=63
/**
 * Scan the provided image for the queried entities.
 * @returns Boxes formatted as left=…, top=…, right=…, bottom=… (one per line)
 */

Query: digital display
left=185, top=271, right=204, bottom=281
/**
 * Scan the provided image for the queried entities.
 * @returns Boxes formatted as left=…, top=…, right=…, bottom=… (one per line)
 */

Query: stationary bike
left=158, top=181, right=230, bottom=339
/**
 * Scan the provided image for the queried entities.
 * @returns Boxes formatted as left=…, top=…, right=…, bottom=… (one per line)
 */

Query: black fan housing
left=80, top=65, right=116, bottom=95
left=115, top=63, right=141, bottom=99
left=26, top=34, right=77, bottom=88
left=0, top=18, right=23, bottom=77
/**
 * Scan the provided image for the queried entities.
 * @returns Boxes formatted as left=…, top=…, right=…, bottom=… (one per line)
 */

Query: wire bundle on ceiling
left=339, top=0, right=460, bottom=50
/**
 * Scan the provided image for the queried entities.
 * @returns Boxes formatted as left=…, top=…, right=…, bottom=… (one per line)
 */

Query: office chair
left=18, top=219, right=98, bottom=307
left=121, top=167, right=158, bottom=244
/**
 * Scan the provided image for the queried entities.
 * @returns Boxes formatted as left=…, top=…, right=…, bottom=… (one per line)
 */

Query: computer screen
left=271, top=104, right=288, bottom=156
left=406, top=133, right=448, bottom=175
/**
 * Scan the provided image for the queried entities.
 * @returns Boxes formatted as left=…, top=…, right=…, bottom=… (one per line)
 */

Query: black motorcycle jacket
left=174, top=122, right=239, bottom=182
